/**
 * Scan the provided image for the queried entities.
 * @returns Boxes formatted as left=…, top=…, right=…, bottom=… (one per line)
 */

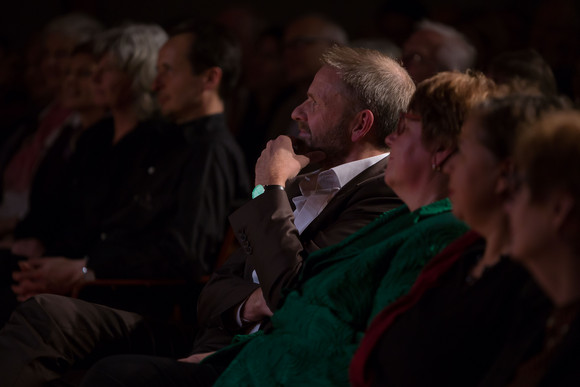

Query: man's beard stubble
left=300, top=118, right=352, bottom=169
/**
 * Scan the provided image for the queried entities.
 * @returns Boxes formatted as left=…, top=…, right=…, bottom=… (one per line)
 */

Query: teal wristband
left=251, top=184, right=284, bottom=199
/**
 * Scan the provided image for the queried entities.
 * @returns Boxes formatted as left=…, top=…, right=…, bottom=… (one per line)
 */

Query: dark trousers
left=0, top=294, right=195, bottom=386
left=81, top=355, right=227, bottom=387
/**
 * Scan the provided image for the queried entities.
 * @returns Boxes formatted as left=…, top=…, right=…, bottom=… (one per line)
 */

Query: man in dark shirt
left=8, top=23, right=249, bottom=311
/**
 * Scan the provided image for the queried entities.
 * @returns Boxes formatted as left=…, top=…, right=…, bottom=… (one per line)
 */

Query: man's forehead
left=166, top=33, right=195, bottom=50
left=309, top=66, right=344, bottom=95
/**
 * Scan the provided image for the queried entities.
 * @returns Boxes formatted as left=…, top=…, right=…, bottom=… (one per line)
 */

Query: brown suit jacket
left=193, top=157, right=400, bottom=353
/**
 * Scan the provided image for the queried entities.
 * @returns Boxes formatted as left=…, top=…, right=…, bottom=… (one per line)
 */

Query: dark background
left=0, top=0, right=562, bottom=44
left=0, top=0, right=579, bottom=97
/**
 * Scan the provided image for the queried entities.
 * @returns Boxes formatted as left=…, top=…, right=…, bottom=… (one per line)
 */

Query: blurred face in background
left=245, top=33, right=283, bottom=93
left=41, top=32, right=75, bottom=100
left=92, top=52, right=133, bottom=110
left=283, top=18, right=337, bottom=86
left=402, top=29, right=443, bottom=84
left=61, top=52, right=99, bottom=111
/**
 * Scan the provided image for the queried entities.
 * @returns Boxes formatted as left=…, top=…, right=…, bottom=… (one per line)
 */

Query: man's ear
left=350, top=109, right=375, bottom=142
left=202, top=67, right=223, bottom=92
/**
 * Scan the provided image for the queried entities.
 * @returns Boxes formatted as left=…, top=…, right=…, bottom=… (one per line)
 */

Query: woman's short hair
left=515, top=110, right=580, bottom=209
left=469, top=94, right=570, bottom=161
left=321, top=45, right=416, bottom=148
left=409, top=71, right=495, bottom=151
left=96, top=24, right=168, bottom=119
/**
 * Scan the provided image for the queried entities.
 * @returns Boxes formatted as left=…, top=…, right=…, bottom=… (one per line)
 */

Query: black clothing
left=3, top=114, right=249, bottom=319
left=81, top=354, right=225, bottom=387
left=479, top=297, right=580, bottom=387
left=370, top=247, right=549, bottom=387
left=18, top=114, right=249, bottom=279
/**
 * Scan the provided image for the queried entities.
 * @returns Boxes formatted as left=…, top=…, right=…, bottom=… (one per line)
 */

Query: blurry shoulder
left=75, top=116, right=115, bottom=149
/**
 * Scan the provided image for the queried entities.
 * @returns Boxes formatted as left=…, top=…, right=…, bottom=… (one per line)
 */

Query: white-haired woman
left=10, top=24, right=168, bottom=301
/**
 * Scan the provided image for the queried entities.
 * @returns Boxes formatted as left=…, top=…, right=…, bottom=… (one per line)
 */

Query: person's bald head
left=283, top=14, right=348, bottom=85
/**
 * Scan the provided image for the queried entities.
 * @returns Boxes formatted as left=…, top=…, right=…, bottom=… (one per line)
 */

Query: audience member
left=6, top=24, right=169, bottom=306
left=79, top=49, right=469, bottom=387
left=9, top=21, right=250, bottom=311
left=194, top=44, right=410, bottom=355
left=487, top=49, right=558, bottom=96
left=0, top=13, right=102, bottom=236
left=402, top=20, right=476, bottom=84
left=12, top=41, right=107, bottom=252
left=214, top=4, right=265, bottom=133
left=350, top=92, right=568, bottom=386
left=480, top=109, right=580, bottom=386
left=265, top=14, right=348, bottom=140
left=0, top=43, right=407, bottom=386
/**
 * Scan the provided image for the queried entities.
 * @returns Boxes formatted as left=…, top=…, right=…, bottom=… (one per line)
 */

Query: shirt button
left=147, top=166, right=155, bottom=175
left=100, top=232, right=107, bottom=241
left=239, top=232, right=247, bottom=241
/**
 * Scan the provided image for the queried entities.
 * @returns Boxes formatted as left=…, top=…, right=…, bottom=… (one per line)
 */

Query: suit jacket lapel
left=299, top=157, right=391, bottom=242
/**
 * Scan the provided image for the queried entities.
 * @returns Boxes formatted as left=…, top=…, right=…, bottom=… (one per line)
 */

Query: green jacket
left=211, top=199, right=468, bottom=386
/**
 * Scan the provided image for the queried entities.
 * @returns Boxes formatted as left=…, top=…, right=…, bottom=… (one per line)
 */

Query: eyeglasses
left=396, top=112, right=422, bottom=135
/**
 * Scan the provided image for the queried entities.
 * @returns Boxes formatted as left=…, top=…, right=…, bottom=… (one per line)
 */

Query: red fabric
left=349, top=230, right=482, bottom=386
left=3, top=104, right=71, bottom=192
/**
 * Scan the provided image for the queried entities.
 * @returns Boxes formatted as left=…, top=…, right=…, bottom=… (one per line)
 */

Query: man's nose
left=291, top=100, right=307, bottom=122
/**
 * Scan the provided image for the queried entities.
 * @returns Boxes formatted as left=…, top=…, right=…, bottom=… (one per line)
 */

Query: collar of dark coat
left=287, top=156, right=389, bottom=209
left=292, top=157, right=390, bottom=237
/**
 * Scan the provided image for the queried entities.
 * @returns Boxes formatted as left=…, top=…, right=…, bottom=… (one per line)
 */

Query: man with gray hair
left=402, top=20, right=476, bottom=84
left=0, top=44, right=412, bottom=386
left=80, top=45, right=415, bottom=386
